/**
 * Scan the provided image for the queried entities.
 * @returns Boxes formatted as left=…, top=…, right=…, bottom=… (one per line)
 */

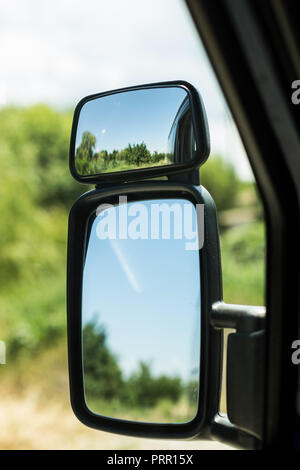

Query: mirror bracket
left=94, top=168, right=200, bottom=189
left=67, top=182, right=223, bottom=440
left=211, top=302, right=265, bottom=332
left=168, top=169, right=200, bottom=185
left=211, top=302, right=266, bottom=441
left=210, top=414, right=261, bottom=450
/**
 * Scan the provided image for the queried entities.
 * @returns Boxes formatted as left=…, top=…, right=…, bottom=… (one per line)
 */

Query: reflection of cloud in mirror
left=109, top=239, right=142, bottom=293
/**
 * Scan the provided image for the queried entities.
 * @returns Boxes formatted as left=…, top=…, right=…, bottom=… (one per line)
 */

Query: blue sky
left=0, top=0, right=253, bottom=179
left=76, top=87, right=188, bottom=154
left=82, top=199, right=201, bottom=382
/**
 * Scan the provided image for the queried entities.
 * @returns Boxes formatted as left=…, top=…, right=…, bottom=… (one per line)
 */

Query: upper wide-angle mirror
left=69, top=82, right=209, bottom=183
left=81, top=198, right=201, bottom=424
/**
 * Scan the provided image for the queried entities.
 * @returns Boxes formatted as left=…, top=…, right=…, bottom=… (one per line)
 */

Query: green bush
left=220, top=222, right=265, bottom=305
left=123, top=362, right=182, bottom=408
left=0, top=105, right=83, bottom=357
left=83, top=322, right=124, bottom=400
left=200, top=155, right=240, bottom=211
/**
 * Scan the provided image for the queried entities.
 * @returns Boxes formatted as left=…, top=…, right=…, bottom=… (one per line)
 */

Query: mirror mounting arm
left=210, top=413, right=261, bottom=450
left=211, top=301, right=265, bottom=332
left=211, top=301, right=266, bottom=444
left=168, top=169, right=200, bottom=185
left=93, top=168, right=200, bottom=188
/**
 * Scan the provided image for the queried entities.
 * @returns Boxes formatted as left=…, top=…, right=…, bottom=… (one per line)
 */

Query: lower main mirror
left=82, top=198, right=201, bottom=423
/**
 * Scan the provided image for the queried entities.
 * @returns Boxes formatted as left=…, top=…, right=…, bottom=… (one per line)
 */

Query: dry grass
left=0, top=393, right=233, bottom=450
left=0, top=342, right=234, bottom=450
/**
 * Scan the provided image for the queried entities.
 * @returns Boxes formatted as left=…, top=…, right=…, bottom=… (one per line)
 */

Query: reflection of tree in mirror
left=75, top=131, right=172, bottom=175
left=75, top=131, right=97, bottom=173
left=83, top=322, right=198, bottom=422
left=83, top=322, right=123, bottom=400
left=123, top=361, right=182, bottom=408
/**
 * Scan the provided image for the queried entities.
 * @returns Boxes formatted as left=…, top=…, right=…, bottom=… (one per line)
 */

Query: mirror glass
left=74, top=87, right=196, bottom=176
left=82, top=198, right=201, bottom=423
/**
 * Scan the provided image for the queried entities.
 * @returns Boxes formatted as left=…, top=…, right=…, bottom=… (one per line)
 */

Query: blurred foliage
left=221, top=222, right=265, bottom=305
left=123, top=362, right=182, bottom=408
left=200, top=155, right=240, bottom=212
left=0, top=104, right=265, bottom=366
left=0, top=105, right=84, bottom=358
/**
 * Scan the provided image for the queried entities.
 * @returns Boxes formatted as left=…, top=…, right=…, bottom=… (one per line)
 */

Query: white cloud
left=0, top=0, right=219, bottom=111
left=0, top=81, right=7, bottom=106
left=0, top=0, right=252, bottom=179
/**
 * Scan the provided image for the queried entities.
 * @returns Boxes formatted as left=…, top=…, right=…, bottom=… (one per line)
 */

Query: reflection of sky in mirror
left=82, top=199, right=201, bottom=382
left=75, top=87, right=188, bottom=154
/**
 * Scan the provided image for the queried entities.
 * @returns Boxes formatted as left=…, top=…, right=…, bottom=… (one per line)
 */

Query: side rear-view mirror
left=67, top=81, right=265, bottom=448
left=67, top=183, right=222, bottom=439
left=69, top=81, right=210, bottom=184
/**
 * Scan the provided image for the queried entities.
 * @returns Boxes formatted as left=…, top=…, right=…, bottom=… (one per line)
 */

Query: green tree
left=124, top=362, right=182, bottom=407
left=76, top=131, right=97, bottom=163
left=124, top=142, right=152, bottom=166
left=83, top=322, right=123, bottom=400
left=151, top=151, right=167, bottom=164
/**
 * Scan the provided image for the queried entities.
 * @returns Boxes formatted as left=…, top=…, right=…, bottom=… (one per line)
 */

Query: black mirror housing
left=67, top=182, right=223, bottom=439
left=69, top=81, right=210, bottom=185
